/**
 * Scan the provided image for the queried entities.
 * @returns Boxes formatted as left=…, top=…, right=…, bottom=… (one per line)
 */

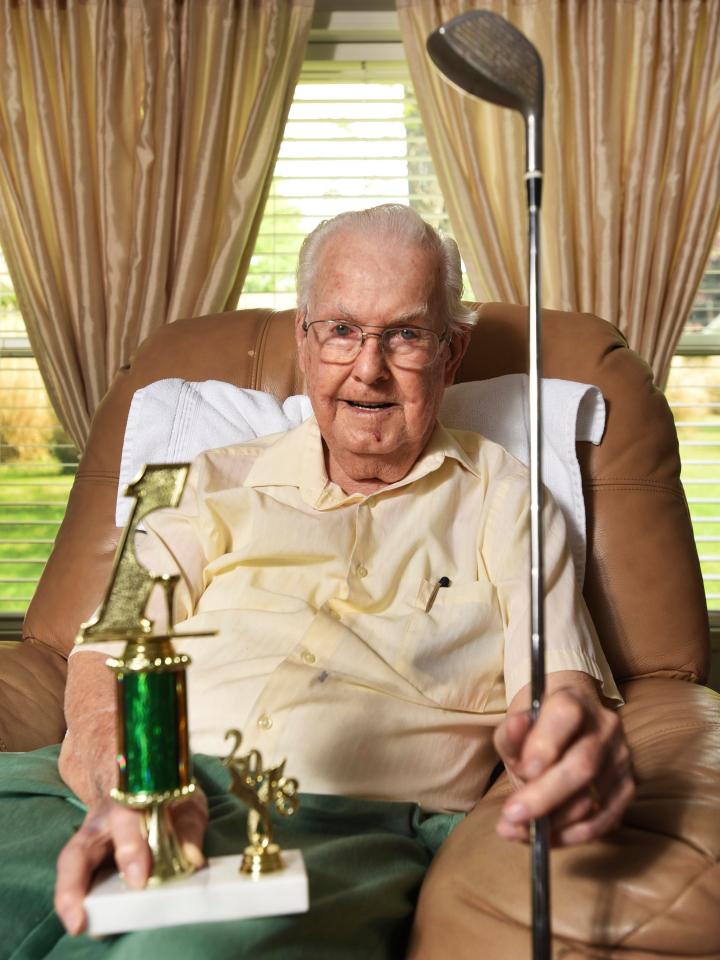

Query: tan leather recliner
left=1, top=304, right=718, bottom=958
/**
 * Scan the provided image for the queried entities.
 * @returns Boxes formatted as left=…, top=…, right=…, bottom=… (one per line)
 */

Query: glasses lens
left=383, top=328, right=439, bottom=368
left=312, top=321, right=362, bottom=362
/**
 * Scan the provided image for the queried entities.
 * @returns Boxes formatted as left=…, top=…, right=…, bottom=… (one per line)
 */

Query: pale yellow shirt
left=86, top=417, right=619, bottom=812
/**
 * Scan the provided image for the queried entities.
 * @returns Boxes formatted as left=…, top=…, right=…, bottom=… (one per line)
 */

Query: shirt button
left=256, top=714, right=272, bottom=730
left=301, top=649, right=316, bottom=664
left=355, top=564, right=368, bottom=578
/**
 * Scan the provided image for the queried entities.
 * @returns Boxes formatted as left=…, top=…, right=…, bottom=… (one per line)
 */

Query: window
left=0, top=255, right=78, bottom=618
left=666, top=229, right=720, bottom=612
left=238, top=62, right=453, bottom=313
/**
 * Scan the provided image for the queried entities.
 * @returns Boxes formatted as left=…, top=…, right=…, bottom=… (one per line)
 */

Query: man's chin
left=334, top=423, right=402, bottom=454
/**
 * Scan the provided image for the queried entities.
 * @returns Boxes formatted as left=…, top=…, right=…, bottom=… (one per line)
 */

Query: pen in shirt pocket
left=425, top=576, right=451, bottom=612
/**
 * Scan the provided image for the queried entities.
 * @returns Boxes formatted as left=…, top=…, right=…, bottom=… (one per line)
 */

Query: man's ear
left=294, top=308, right=308, bottom=375
left=443, top=325, right=472, bottom=386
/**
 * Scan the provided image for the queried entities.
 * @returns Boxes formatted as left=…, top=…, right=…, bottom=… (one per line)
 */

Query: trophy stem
left=240, top=810, right=284, bottom=875
left=144, top=801, right=195, bottom=886
left=241, top=842, right=284, bottom=877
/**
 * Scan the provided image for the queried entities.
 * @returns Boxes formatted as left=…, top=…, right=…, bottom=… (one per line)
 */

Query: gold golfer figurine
left=223, top=729, right=300, bottom=876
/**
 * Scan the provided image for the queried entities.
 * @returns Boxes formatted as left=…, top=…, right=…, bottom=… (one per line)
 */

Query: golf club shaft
left=531, top=816, right=551, bottom=960
left=424, top=14, right=549, bottom=955
left=527, top=174, right=550, bottom=960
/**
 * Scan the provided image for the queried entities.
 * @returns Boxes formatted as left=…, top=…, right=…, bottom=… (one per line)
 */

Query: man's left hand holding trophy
left=55, top=465, right=308, bottom=936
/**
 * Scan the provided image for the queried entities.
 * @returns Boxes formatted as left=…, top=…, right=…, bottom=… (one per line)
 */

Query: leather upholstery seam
left=451, top=898, right=623, bottom=959
left=73, top=473, right=119, bottom=484
left=616, top=858, right=719, bottom=948
left=251, top=312, right=273, bottom=390
left=585, top=479, right=681, bottom=492
left=587, top=478, right=678, bottom=486
left=619, top=671, right=699, bottom=685
left=629, top=721, right=720, bottom=750
left=16, top=635, right=68, bottom=660
left=584, top=484, right=686, bottom=501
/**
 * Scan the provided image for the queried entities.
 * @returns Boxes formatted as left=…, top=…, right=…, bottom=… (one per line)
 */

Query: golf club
left=426, top=11, right=549, bottom=960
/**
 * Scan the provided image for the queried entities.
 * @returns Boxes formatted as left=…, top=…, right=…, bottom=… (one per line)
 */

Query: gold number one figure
left=76, top=464, right=215, bottom=885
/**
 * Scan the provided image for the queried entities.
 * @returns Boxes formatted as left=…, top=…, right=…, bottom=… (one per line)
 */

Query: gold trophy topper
left=223, top=729, right=300, bottom=876
left=79, top=464, right=191, bottom=644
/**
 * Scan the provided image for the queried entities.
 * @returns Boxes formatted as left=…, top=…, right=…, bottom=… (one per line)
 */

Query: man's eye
left=392, top=328, right=421, bottom=342
left=330, top=323, right=353, bottom=337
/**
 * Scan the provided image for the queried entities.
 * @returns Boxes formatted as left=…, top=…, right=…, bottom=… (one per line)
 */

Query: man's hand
left=56, top=652, right=209, bottom=936
left=493, top=672, right=635, bottom=846
left=54, top=789, right=208, bottom=936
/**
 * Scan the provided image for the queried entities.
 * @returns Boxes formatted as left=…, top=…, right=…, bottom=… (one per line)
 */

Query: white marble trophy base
left=84, top=850, right=309, bottom=935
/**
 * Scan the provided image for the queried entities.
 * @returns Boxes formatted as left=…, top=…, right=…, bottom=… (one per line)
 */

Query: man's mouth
left=342, top=400, right=396, bottom=410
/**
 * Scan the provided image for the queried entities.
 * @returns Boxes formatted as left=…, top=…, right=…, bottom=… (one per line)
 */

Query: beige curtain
left=398, top=0, right=720, bottom=384
left=0, top=0, right=313, bottom=449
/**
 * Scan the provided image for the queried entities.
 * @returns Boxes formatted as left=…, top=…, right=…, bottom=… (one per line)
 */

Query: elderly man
left=53, top=205, right=634, bottom=948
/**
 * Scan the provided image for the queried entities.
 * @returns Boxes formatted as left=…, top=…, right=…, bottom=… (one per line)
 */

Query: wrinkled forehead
left=308, top=228, right=443, bottom=324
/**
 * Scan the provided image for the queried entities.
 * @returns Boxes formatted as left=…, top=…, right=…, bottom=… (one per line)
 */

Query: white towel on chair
left=439, top=375, right=605, bottom=584
left=116, top=375, right=604, bottom=584
left=118, top=380, right=313, bottom=524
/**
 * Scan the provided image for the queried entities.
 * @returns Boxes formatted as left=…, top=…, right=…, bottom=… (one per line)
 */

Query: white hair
left=296, top=204, right=478, bottom=332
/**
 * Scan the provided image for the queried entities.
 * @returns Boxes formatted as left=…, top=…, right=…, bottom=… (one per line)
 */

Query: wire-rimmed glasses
left=302, top=319, right=450, bottom=370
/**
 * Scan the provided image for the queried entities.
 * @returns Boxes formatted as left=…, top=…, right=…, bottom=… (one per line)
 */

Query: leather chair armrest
left=617, top=677, right=719, bottom=859
left=0, top=641, right=67, bottom=752
left=409, top=678, right=720, bottom=959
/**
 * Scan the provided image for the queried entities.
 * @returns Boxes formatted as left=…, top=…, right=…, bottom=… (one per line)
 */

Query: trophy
left=222, top=729, right=300, bottom=876
left=80, top=464, right=308, bottom=935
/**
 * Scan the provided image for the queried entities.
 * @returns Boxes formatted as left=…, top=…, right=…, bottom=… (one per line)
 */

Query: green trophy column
left=118, top=667, right=190, bottom=797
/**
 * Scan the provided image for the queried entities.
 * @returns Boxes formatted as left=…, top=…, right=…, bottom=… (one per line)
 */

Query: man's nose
left=351, top=335, right=390, bottom=382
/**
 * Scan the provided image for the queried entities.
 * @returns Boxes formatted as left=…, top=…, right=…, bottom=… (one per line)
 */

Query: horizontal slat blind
left=685, top=233, right=720, bottom=331
left=667, top=351, right=720, bottom=609
left=238, top=65, right=453, bottom=312
left=667, top=231, right=720, bottom=608
left=0, top=264, right=78, bottom=614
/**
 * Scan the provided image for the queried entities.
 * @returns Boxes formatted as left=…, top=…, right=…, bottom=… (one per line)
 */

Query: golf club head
left=427, top=9, right=544, bottom=174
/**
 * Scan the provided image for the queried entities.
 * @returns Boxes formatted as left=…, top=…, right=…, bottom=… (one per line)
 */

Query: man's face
left=295, top=229, right=468, bottom=488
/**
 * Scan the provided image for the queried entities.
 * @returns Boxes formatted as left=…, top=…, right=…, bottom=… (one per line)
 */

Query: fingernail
left=124, top=862, right=146, bottom=889
left=182, top=841, right=205, bottom=868
left=66, top=906, right=84, bottom=936
left=504, top=802, right=528, bottom=822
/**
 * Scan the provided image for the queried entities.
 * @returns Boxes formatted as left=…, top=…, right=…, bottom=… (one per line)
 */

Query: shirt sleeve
left=482, top=470, right=622, bottom=708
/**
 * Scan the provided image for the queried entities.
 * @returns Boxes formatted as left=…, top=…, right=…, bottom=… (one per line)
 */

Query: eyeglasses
left=302, top=319, right=450, bottom=370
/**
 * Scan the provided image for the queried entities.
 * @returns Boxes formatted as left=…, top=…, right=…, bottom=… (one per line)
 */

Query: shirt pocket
left=399, top=578, right=503, bottom=712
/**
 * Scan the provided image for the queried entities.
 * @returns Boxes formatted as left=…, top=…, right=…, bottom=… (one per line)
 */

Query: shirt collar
left=245, top=415, right=482, bottom=509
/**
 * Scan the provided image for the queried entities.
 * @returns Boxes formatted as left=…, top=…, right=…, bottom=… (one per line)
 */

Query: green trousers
left=0, top=748, right=462, bottom=960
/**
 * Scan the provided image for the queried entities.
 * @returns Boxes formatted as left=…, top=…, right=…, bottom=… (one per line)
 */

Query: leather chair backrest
left=24, top=303, right=710, bottom=684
